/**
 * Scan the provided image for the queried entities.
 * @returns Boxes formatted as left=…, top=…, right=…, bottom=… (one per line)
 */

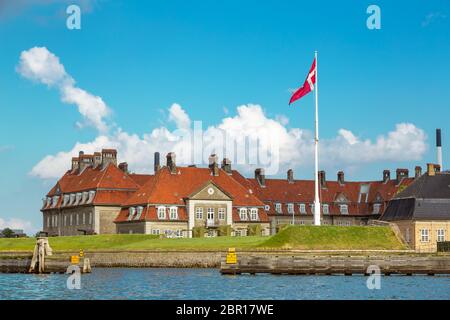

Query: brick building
left=42, top=149, right=417, bottom=237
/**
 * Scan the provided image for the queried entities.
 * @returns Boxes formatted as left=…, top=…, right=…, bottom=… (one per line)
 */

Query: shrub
left=192, top=226, right=207, bottom=238
left=218, top=225, right=232, bottom=237
left=276, top=224, right=289, bottom=234
left=247, top=224, right=262, bottom=236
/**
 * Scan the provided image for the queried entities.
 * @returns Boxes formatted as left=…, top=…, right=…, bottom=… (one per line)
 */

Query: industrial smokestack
left=437, top=129, right=443, bottom=171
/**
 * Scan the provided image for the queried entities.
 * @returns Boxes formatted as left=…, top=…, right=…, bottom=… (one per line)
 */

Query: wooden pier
left=220, top=253, right=450, bottom=276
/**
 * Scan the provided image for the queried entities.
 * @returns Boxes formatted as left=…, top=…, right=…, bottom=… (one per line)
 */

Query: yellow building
left=382, top=164, right=450, bottom=252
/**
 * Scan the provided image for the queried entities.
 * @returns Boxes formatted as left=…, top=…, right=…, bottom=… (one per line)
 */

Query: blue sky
left=0, top=0, right=449, bottom=233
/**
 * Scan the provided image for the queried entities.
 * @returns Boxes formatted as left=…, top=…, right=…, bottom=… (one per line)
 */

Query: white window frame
left=152, top=229, right=160, bottom=235
left=135, top=206, right=144, bottom=220
left=437, top=229, right=445, bottom=242
left=169, top=206, right=178, bottom=220
left=322, top=204, right=329, bottom=215
left=218, top=208, right=226, bottom=220
left=299, top=203, right=306, bottom=214
left=275, top=203, right=282, bottom=214
left=88, top=212, right=92, bottom=224
left=420, top=229, right=429, bottom=242
left=75, top=213, right=79, bottom=225
left=82, top=213, right=86, bottom=225
left=339, top=204, right=349, bottom=215
left=250, top=208, right=258, bottom=221
left=287, top=203, right=294, bottom=214
left=157, top=206, right=166, bottom=220
left=128, top=207, right=136, bottom=221
left=264, top=204, right=270, bottom=211
left=70, top=214, right=73, bottom=226
left=196, top=207, right=203, bottom=220
left=239, top=208, right=248, bottom=221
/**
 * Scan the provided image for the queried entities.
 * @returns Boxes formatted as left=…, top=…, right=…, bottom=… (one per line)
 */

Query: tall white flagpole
left=313, top=50, right=321, bottom=226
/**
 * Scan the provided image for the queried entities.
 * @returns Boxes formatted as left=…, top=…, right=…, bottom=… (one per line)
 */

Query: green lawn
left=0, top=226, right=406, bottom=252
left=261, top=225, right=406, bottom=250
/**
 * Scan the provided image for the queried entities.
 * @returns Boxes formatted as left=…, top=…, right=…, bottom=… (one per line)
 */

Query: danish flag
left=289, top=58, right=316, bottom=105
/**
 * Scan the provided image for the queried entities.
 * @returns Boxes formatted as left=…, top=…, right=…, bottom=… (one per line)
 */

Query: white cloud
left=0, top=217, right=35, bottom=235
left=17, top=47, right=110, bottom=132
left=20, top=47, right=428, bottom=179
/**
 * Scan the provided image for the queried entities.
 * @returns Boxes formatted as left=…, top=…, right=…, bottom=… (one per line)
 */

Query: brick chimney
left=415, top=166, right=422, bottom=178
left=255, top=168, right=265, bottom=187
left=154, top=152, right=161, bottom=173
left=71, top=157, right=79, bottom=172
left=383, top=170, right=390, bottom=183
left=93, top=152, right=102, bottom=168
left=166, top=152, right=176, bottom=174
left=221, top=158, right=232, bottom=174
left=118, top=162, right=128, bottom=174
left=287, top=169, right=294, bottom=183
left=101, top=149, right=117, bottom=169
left=318, top=170, right=326, bottom=188
left=209, top=154, right=219, bottom=176
left=396, top=168, right=409, bottom=182
left=79, top=151, right=94, bottom=172
left=337, top=171, right=345, bottom=185
left=427, top=163, right=435, bottom=176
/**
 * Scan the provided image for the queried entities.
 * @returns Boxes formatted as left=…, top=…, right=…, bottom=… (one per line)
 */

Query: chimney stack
left=208, top=154, right=219, bottom=176
left=78, top=151, right=94, bottom=172
left=93, top=152, right=102, bottom=168
left=383, top=170, right=390, bottom=183
left=71, top=157, right=79, bottom=172
left=396, top=168, right=409, bottom=182
left=255, top=168, right=265, bottom=187
left=427, top=163, right=436, bottom=176
left=415, top=166, right=422, bottom=178
left=101, top=149, right=117, bottom=169
left=437, top=129, right=443, bottom=170
left=154, top=152, right=160, bottom=173
left=318, top=170, right=326, bottom=188
left=118, top=162, right=128, bottom=174
left=166, top=152, right=177, bottom=174
left=221, top=158, right=232, bottom=174
left=287, top=169, right=294, bottom=183
left=337, top=171, right=345, bottom=185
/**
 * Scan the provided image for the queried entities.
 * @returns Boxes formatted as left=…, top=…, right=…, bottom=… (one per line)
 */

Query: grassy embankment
left=0, top=226, right=406, bottom=252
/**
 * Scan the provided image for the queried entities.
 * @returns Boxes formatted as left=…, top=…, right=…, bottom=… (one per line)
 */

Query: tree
left=1, top=228, right=15, bottom=238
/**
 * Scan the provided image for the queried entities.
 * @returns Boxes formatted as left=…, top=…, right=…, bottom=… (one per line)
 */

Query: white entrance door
left=207, top=208, right=215, bottom=227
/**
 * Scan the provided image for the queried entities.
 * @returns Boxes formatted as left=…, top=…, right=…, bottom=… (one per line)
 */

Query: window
left=218, top=208, right=226, bottom=220
left=157, top=206, right=166, bottom=219
left=169, top=207, right=178, bottom=220
left=239, top=208, right=248, bottom=221
left=373, top=203, right=382, bottom=214
left=151, top=229, right=160, bottom=235
left=405, top=228, right=410, bottom=243
left=235, top=230, right=242, bottom=237
left=69, top=194, right=75, bottom=206
left=62, top=195, right=69, bottom=207
left=64, top=215, right=67, bottom=227
left=322, top=204, right=329, bottom=215
left=250, top=208, right=258, bottom=221
left=437, top=229, right=445, bottom=242
left=207, top=208, right=215, bottom=221
left=135, top=206, right=143, bottom=220
left=275, top=203, right=282, bottom=214
left=70, top=214, right=73, bottom=226
left=52, top=196, right=59, bottom=208
left=88, top=212, right=92, bottom=224
left=420, top=229, right=429, bottom=242
left=87, top=191, right=96, bottom=204
left=46, top=216, right=50, bottom=228
left=339, top=204, right=349, bottom=215
left=46, top=197, right=51, bottom=207
left=76, top=213, right=79, bottom=225
left=287, top=203, right=294, bottom=214
left=81, top=192, right=88, bottom=204
left=128, top=207, right=136, bottom=220
left=299, top=220, right=305, bottom=225
left=310, top=204, right=315, bottom=214
left=75, top=193, right=82, bottom=206
left=299, top=204, right=306, bottom=214
left=196, top=207, right=203, bottom=219
left=264, top=204, right=270, bottom=211
left=82, top=213, right=86, bottom=225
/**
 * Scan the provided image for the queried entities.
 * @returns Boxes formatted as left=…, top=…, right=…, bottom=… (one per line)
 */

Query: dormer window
left=157, top=206, right=166, bottom=219
left=250, top=208, right=258, bottom=221
left=339, top=204, right=349, bottom=215
left=51, top=196, right=59, bottom=208
left=74, top=193, right=82, bottom=205
left=275, top=203, right=282, bottom=214
left=87, top=191, right=96, bottom=204
left=135, top=206, right=144, bottom=220
left=128, top=207, right=136, bottom=220
left=322, top=204, right=329, bottom=215
left=62, top=195, right=69, bottom=207
left=46, top=197, right=51, bottom=208
left=239, top=208, right=248, bottom=221
left=69, top=194, right=75, bottom=206
left=299, top=204, right=306, bottom=214
left=169, top=207, right=178, bottom=220
left=287, top=203, right=294, bottom=214
left=81, top=192, right=88, bottom=204
left=264, top=204, right=270, bottom=211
